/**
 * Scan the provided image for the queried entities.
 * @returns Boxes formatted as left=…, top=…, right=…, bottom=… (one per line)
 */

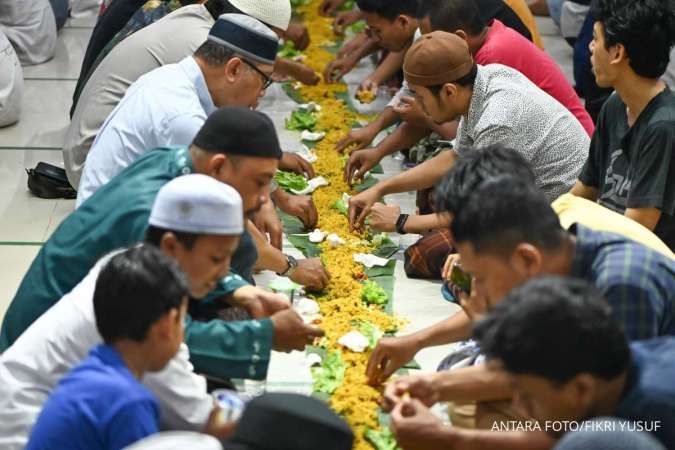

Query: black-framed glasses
left=242, top=58, right=274, bottom=90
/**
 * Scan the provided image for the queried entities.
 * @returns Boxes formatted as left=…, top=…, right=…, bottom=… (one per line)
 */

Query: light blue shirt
left=76, top=56, right=215, bottom=207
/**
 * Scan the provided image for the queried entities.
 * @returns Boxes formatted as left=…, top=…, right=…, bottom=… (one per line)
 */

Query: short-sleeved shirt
left=614, top=337, right=675, bottom=449
left=578, top=89, right=675, bottom=251
left=63, top=4, right=213, bottom=187
left=455, top=64, right=590, bottom=201
left=77, top=56, right=215, bottom=205
left=25, top=345, right=159, bottom=450
left=476, top=20, right=594, bottom=136
left=569, top=224, right=675, bottom=340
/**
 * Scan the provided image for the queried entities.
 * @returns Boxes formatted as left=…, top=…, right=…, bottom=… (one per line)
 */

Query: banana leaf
left=282, top=82, right=305, bottom=104
left=373, top=240, right=398, bottom=259
left=334, top=91, right=358, bottom=113
left=354, top=174, right=379, bottom=192
left=278, top=210, right=306, bottom=235
left=370, top=163, right=383, bottom=174
left=364, top=260, right=395, bottom=278
left=287, top=234, right=322, bottom=257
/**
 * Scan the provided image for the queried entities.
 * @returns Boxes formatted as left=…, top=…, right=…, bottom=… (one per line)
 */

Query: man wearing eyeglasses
left=76, top=13, right=331, bottom=292
left=77, top=13, right=278, bottom=205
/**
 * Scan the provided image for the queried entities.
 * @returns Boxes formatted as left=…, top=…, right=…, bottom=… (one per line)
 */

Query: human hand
left=365, top=334, right=420, bottom=385
left=347, top=186, right=381, bottom=231
left=285, top=23, right=310, bottom=50
left=320, top=0, right=346, bottom=16
left=286, top=60, right=321, bottom=86
left=392, top=96, right=431, bottom=128
left=344, top=148, right=381, bottom=184
left=335, top=125, right=378, bottom=153
left=203, top=407, right=237, bottom=439
left=253, top=200, right=283, bottom=249
left=368, top=203, right=401, bottom=232
left=381, top=374, right=440, bottom=412
left=458, top=279, right=488, bottom=322
left=323, top=55, right=358, bottom=83
left=289, top=257, right=330, bottom=290
left=390, top=399, right=456, bottom=450
left=333, top=10, right=362, bottom=35
left=271, top=309, right=325, bottom=352
left=231, top=285, right=290, bottom=318
left=358, top=77, right=379, bottom=97
left=277, top=192, right=318, bottom=229
left=336, top=32, right=367, bottom=59
left=441, top=253, right=461, bottom=282
left=280, top=151, right=315, bottom=178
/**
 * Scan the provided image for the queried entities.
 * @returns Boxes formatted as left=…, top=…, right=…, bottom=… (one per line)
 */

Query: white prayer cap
left=149, top=174, right=243, bottom=235
left=229, top=0, right=291, bottom=31
left=123, top=432, right=223, bottom=450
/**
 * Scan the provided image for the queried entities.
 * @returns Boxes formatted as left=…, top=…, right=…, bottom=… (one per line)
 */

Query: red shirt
left=476, top=19, right=595, bottom=136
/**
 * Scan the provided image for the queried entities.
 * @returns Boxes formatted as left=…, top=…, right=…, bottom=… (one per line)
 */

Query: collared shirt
left=77, top=57, right=215, bottom=206
left=455, top=64, right=590, bottom=201
left=569, top=224, right=675, bottom=340
left=0, top=0, right=56, bottom=65
left=25, top=345, right=159, bottom=450
left=0, top=253, right=229, bottom=450
left=0, top=29, right=23, bottom=127
left=614, top=337, right=675, bottom=448
left=0, top=147, right=270, bottom=380
left=64, top=4, right=214, bottom=187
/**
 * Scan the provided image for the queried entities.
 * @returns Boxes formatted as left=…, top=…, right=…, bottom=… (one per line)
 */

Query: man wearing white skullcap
left=3, top=108, right=327, bottom=391
left=0, top=173, right=323, bottom=450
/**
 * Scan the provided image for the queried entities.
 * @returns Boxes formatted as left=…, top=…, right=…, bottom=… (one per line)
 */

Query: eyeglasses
left=242, top=59, right=274, bottom=91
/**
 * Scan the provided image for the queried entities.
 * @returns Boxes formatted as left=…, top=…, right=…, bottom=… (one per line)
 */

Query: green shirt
left=0, top=147, right=273, bottom=379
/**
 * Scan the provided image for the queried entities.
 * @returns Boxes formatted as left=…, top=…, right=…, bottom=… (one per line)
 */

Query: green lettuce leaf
left=311, top=350, right=345, bottom=395
left=275, top=171, right=309, bottom=192
left=365, top=427, right=401, bottom=450
left=285, top=110, right=317, bottom=131
left=361, top=280, right=388, bottom=306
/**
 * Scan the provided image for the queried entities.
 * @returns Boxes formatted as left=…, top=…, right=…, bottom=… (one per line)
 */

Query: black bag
left=26, top=162, right=77, bottom=199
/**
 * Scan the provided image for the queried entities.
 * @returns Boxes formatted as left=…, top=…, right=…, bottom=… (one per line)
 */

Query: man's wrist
left=277, top=254, right=298, bottom=277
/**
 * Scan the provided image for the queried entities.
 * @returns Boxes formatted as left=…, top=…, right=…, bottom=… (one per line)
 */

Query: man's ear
left=511, top=243, right=543, bottom=277
left=151, top=308, right=180, bottom=341
left=609, top=43, right=627, bottom=66
left=206, top=153, right=228, bottom=177
left=224, top=57, right=244, bottom=82
left=159, top=232, right=179, bottom=258
left=568, top=373, right=597, bottom=411
left=454, top=30, right=469, bottom=42
left=441, top=82, right=459, bottom=101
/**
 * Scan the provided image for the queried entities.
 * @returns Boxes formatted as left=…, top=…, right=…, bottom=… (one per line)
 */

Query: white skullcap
left=208, top=14, right=279, bottom=66
left=229, top=0, right=291, bottom=31
left=149, top=174, right=243, bottom=235
left=123, top=432, right=223, bottom=450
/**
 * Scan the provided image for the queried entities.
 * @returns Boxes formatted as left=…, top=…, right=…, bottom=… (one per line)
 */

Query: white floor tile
left=0, top=80, right=75, bottom=149
left=0, top=150, right=74, bottom=243
left=23, top=28, right=93, bottom=80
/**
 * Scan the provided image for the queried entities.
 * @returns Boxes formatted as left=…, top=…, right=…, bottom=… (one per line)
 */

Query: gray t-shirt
left=456, top=64, right=590, bottom=201
left=63, top=4, right=213, bottom=188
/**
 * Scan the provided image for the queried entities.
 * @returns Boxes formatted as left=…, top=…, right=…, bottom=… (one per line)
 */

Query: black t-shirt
left=579, top=88, right=675, bottom=251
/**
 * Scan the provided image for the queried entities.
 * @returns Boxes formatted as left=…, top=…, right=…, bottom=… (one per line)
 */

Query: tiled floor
left=0, top=14, right=570, bottom=378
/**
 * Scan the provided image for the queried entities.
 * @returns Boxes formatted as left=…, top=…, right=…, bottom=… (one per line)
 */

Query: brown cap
left=403, top=31, right=474, bottom=86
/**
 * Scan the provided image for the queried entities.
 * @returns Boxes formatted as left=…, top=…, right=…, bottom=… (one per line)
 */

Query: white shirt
left=76, top=56, right=215, bottom=207
left=455, top=64, right=590, bottom=201
left=63, top=4, right=214, bottom=188
left=0, top=0, right=56, bottom=65
left=0, top=29, right=23, bottom=127
left=0, top=253, right=213, bottom=450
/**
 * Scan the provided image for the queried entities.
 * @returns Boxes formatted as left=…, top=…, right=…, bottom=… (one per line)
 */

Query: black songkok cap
left=208, top=14, right=279, bottom=66
left=192, top=107, right=282, bottom=159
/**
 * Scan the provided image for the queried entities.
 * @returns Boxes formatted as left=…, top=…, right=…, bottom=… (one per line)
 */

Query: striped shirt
left=569, top=224, right=675, bottom=340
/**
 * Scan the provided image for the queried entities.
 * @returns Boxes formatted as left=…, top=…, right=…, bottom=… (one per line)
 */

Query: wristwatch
left=277, top=254, right=299, bottom=277
left=395, top=213, right=410, bottom=234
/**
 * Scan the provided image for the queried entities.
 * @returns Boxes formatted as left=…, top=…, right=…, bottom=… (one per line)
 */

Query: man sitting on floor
left=570, top=0, right=675, bottom=250
left=385, top=277, right=675, bottom=449
left=0, top=29, right=23, bottom=127
left=0, top=0, right=56, bottom=65
left=0, top=174, right=321, bottom=450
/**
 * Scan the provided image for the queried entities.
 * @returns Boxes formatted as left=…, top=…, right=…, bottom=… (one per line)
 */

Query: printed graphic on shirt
left=599, top=148, right=631, bottom=213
